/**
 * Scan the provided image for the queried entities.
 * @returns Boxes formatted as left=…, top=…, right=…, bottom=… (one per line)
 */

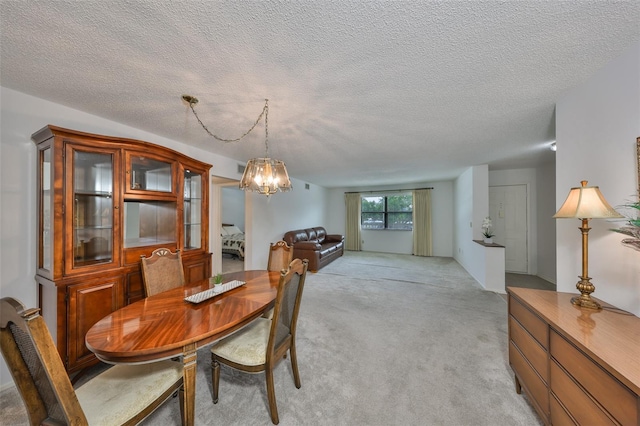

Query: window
left=361, top=194, right=413, bottom=230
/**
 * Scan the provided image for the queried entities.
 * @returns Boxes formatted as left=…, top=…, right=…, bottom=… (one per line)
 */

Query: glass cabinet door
left=183, top=169, right=202, bottom=250
left=127, top=153, right=173, bottom=193
left=69, top=149, right=116, bottom=270
left=39, top=146, right=53, bottom=274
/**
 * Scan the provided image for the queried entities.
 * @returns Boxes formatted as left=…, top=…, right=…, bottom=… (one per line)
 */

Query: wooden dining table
left=85, top=270, right=281, bottom=426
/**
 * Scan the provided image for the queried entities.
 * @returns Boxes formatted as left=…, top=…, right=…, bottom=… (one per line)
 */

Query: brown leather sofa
left=282, top=226, right=344, bottom=271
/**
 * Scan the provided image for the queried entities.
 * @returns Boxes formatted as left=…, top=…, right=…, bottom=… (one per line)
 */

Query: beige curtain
left=344, top=193, right=362, bottom=251
left=412, top=189, right=432, bottom=256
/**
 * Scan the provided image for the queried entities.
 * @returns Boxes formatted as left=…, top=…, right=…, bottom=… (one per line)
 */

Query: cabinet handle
left=114, top=206, right=119, bottom=209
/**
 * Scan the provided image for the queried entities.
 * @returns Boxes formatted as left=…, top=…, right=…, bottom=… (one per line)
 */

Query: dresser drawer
left=509, top=316, right=548, bottom=383
left=509, top=341, right=549, bottom=420
left=509, top=295, right=548, bottom=349
left=550, top=330, right=638, bottom=425
left=550, top=360, right=616, bottom=425
left=550, top=394, right=577, bottom=426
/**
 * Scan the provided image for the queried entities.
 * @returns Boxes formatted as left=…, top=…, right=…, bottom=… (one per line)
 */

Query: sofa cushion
left=291, top=230, right=309, bottom=244
left=305, top=228, right=317, bottom=241
left=315, top=227, right=326, bottom=243
left=320, top=244, right=337, bottom=256
left=323, top=240, right=344, bottom=250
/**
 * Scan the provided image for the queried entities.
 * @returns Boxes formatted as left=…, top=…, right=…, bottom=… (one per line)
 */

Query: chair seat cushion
left=212, top=318, right=273, bottom=366
left=75, top=360, right=183, bottom=426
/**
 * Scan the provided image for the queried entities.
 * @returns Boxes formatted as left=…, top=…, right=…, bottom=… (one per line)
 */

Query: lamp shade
left=553, top=181, right=623, bottom=219
left=239, top=157, right=293, bottom=195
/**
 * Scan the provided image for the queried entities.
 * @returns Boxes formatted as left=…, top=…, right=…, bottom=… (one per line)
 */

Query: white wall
left=325, top=180, right=454, bottom=257
left=556, top=41, right=640, bottom=315
left=453, top=165, right=490, bottom=281
left=536, top=161, right=557, bottom=284
left=0, top=87, right=328, bottom=389
left=244, top=180, right=328, bottom=270
left=221, top=187, right=245, bottom=231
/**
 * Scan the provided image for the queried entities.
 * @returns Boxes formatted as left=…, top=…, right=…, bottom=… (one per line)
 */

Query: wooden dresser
left=507, top=287, right=640, bottom=425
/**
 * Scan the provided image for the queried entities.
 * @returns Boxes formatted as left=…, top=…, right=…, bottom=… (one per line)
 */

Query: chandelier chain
left=187, top=98, right=269, bottom=148
left=264, top=99, right=269, bottom=156
left=182, top=94, right=291, bottom=195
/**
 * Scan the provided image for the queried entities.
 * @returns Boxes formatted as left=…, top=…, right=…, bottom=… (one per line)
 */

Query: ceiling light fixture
left=182, top=95, right=292, bottom=196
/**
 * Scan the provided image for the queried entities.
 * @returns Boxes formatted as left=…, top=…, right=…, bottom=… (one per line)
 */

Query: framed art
left=637, top=137, right=640, bottom=197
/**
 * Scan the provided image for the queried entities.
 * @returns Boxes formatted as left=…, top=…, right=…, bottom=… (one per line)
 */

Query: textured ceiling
left=2, top=1, right=639, bottom=188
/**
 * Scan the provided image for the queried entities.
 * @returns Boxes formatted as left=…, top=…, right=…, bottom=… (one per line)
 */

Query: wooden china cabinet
left=32, top=125, right=212, bottom=373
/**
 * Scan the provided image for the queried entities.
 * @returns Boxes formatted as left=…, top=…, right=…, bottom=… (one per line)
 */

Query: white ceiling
left=2, top=1, right=639, bottom=188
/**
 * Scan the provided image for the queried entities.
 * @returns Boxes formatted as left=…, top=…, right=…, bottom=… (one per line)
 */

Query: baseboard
left=536, top=273, right=556, bottom=285
left=0, top=381, right=16, bottom=393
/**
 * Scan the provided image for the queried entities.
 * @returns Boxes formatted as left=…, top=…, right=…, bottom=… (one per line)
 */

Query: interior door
left=489, top=185, right=528, bottom=273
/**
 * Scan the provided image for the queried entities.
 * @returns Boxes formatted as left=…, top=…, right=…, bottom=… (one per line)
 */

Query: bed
left=221, top=224, right=245, bottom=260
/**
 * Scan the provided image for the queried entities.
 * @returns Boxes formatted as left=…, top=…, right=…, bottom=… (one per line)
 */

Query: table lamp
left=553, top=180, right=623, bottom=310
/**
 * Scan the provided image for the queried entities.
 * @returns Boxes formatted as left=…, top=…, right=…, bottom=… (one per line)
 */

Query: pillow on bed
left=223, top=225, right=243, bottom=235
left=220, top=227, right=229, bottom=236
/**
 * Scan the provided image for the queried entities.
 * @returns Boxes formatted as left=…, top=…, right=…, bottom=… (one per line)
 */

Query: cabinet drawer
left=509, top=316, right=548, bottom=383
left=509, top=295, right=548, bottom=349
left=550, top=394, right=576, bottom=426
left=550, top=330, right=638, bottom=426
left=509, top=341, right=549, bottom=420
left=550, top=360, right=616, bottom=425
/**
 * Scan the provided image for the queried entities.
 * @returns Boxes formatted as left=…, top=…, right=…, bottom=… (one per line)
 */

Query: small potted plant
left=212, top=273, right=223, bottom=286
left=482, top=216, right=495, bottom=244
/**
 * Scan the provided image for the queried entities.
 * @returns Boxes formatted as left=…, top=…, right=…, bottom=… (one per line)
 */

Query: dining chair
left=267, top=240, right=294, bottom=273
left=140, top=248, right=185, bottom=297
left=0, top=297, right=185, bottom=426
left=263, top=240, right=294, bottom=319
left=211, top=258, right=309, bottom=425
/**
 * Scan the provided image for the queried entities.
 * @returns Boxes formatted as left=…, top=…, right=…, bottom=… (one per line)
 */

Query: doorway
left=489, top=185, right=528, bottom=273
left=221, top=186, right=245, bottom=273
left=212, top=176, right=246, bottom=274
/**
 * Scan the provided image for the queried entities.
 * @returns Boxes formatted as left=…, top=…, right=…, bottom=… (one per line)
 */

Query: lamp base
left=571, top=294, right=602, bottom=310
left=571, top=276, right=602, bottom=310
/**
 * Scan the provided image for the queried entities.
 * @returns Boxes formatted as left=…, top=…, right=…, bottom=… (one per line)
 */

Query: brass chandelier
left=182, top=95, right=292, bottom=196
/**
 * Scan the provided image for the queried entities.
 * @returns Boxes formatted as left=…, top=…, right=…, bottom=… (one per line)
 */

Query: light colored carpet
left=221, top=254, right=244, bottom=274
left=0, top=252, right=542, bottom=425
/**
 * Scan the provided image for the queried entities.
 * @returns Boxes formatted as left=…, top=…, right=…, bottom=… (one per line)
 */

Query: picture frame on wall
left=637, top=137, right=640, bottom=197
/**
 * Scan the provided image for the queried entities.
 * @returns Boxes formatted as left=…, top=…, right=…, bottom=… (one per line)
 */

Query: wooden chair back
left=140, top=248, right=185, bottom=297
left=1, top=297, right=88, bottom=424
left=211, top=258, right=309, bottom=424
left=267, top=240, right=293, bottom=273
left=1, top=297, right=185, bottom=426
left=268, top=258, right=308, bottom=364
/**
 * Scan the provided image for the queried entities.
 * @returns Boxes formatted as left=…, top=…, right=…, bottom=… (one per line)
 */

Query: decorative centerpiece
left=482, top=216, right=495, bottom=244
